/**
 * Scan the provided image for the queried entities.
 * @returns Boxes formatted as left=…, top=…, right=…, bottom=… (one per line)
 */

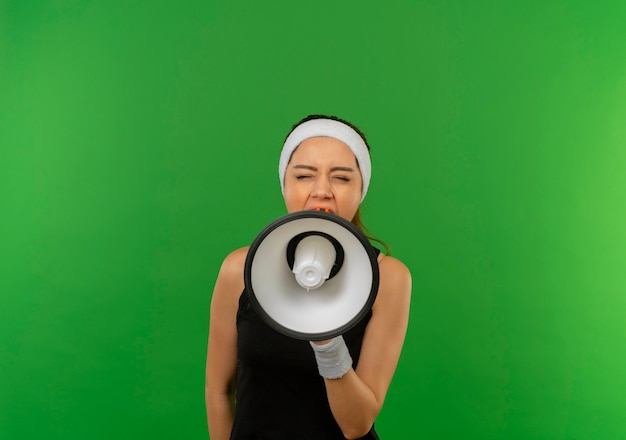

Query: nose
left=311, top=177, right=332, bottom=199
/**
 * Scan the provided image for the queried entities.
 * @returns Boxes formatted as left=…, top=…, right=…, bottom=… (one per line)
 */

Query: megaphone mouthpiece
left=292, top=235, right=337, bottom=290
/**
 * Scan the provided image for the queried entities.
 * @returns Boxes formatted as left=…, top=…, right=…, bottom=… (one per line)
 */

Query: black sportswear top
left=231, top=250, right=381, bottom=440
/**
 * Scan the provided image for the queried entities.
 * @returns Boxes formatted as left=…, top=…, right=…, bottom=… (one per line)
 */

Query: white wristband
left=309, top=336, right=353, bottom=379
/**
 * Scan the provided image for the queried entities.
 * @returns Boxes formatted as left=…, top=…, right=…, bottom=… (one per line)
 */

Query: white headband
left=279, top=118, right=371, bottom=202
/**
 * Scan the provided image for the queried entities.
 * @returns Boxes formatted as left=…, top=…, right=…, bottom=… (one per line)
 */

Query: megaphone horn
left=244, top=210, right=380, bottom=341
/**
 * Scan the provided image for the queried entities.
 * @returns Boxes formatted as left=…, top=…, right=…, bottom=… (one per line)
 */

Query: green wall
left=1, top=1, right=625, bottom=438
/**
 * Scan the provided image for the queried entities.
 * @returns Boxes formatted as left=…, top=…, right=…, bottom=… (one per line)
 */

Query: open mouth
left=312, top=207, right=334, bottom=214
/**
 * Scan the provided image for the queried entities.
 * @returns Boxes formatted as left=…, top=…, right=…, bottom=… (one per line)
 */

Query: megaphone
left=244, top=209, right=380, bottom=341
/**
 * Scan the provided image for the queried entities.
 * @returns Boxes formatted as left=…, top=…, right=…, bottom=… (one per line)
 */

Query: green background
left=1, top=1, right=625, bottom=438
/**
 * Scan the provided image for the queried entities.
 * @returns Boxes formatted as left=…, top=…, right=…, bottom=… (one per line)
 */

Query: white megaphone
left=244, top=209, right=380, bottom=341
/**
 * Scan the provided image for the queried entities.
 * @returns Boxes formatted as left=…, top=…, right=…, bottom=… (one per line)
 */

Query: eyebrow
left=292, top=164, right=355, bottom=172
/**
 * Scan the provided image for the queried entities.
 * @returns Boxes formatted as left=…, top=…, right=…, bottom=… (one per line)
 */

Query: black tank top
left=231, top=250, right=381, bottom=440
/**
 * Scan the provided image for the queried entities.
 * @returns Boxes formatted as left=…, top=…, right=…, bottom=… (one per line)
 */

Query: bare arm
left=205, top=248, right=247, bottom=440
left=321, top=256, right=412, bottom=439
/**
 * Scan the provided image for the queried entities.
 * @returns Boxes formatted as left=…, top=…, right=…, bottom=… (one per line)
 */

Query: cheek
left=283, top=184, right=304, bottom=208
left=283, top=182, right=298, bottom=198
left=337, top=189, right=361, bottom=215
left=343, top=185, right=362, bottom=204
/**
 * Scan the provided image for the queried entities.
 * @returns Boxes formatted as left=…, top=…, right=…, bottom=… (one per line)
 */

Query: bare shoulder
left=378, top=255, right=412, bottom=288
left=217, top=246, right=249, bottom=279
left=212, top=246, right=250, bottom=305
left=374, top=255, right=412, bottom=309
left=223, top=246, right=250, bottom=266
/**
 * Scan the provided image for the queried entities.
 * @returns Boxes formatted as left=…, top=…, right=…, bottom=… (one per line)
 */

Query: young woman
left=205, top=115, right=412, bottom=439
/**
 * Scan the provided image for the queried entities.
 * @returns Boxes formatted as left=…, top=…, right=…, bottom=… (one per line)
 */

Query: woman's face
left=283, top=136, right=362, bottom=222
